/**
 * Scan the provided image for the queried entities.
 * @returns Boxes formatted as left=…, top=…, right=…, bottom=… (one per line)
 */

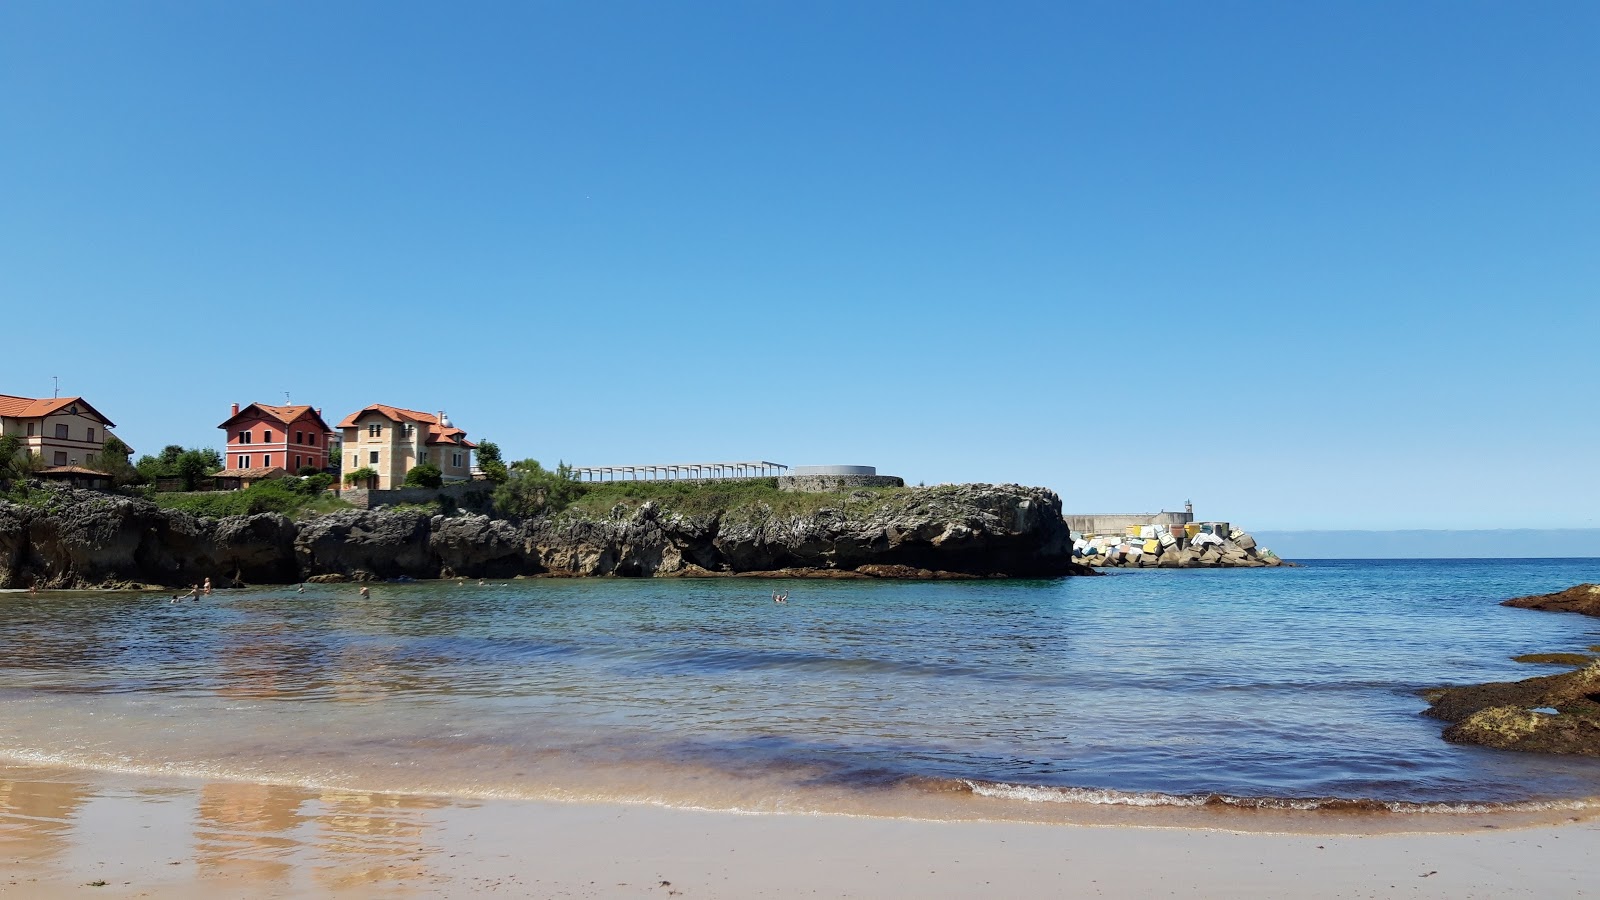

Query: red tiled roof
left=338, top=404, right=473, bottom=447
left=0, top=395, right=117, bottom=427
left=40, top=466, right=109, bottom=476
left=219, top=403, right=334, bottom=433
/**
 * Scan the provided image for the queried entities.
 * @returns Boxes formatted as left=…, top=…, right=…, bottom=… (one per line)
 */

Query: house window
left=264, top=430, right=273, bottom=442
left=264, top=454, right=272, bottom=468
left=26, top=423, right=35, bottom=436
left=241, top=431, right=252, bottom=444
left=452, top=451, right=463, bottom=468
left=86, top=427, right=96, bottom=443
left=404, top=423, right=414, bottom=437
left=308, top=434, right=317, bottom=446
left=369, top=451, right=379, bottom=464
left=368, top=423, right=382, bottom=437
left=53, top=451, right=67, bottom=465
left=295, top=431, right=303, bottom=444
left=85, top=453, right=97, bottom=465
left=240, top=455, right=251, bottom=469
left=55, top=424, right=68, bottom=439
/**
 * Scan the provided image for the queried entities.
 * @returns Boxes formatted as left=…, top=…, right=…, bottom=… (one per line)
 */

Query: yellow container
left=1143, top=539, right=1160, bottom=554
left=1185, top=523, right=1202, bottom=538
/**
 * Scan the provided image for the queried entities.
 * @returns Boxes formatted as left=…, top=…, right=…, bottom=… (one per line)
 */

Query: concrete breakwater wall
left=1073, top=522, right=1284, bottom=569
left=1064, top=511, right=1193, bottom=536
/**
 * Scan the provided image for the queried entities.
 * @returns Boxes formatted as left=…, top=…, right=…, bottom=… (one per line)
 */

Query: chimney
left=231, top=403, right=239, bottom=416
left=316, top=407, right=322, bottom=417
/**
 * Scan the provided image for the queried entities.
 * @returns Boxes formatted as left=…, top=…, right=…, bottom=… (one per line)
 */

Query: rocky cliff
left=0, top=483, right=1091, bottom=588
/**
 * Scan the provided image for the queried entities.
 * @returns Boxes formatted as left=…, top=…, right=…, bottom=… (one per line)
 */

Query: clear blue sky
left=3, top=2, right=1596, bottom=530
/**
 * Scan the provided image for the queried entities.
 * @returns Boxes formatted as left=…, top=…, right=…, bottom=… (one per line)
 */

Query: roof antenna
left=285, top=391, right=292, bottom=405
left=52, top=376, right=59, bottom=398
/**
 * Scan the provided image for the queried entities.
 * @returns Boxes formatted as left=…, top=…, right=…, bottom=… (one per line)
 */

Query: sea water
left=2, top=559, right=1598, bottom=822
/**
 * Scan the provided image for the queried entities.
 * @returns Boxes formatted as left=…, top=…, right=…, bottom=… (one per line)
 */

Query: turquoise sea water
left=2, top=559, right=1598, bottom=819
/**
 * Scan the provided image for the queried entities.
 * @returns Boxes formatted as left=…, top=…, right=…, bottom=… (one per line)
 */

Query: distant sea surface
left=3, top=559, right=1599, bottom=823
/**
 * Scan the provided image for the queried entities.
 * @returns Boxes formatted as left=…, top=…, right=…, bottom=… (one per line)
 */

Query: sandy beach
left=3, top=764, right=1596, bottom=899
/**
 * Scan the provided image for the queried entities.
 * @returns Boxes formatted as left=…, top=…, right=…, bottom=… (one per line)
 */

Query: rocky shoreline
left=0, top=483, right=1093, bottom=588
left=1423, top=584, right=1600, bottom=756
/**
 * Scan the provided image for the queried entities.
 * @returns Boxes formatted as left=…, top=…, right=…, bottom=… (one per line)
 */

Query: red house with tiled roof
left=338, top=405, right=475, bottom=489
left=219, top=403, right=336, bottom=475
left=0, top=394, right=129, bottom=470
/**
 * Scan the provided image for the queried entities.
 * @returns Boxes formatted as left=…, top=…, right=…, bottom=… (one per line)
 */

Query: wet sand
left=3, top=765, right=1597, bottom=898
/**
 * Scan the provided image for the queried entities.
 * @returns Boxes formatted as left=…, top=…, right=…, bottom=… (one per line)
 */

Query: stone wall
left=777, top=474, right=905, bottom=493
left=342, top=480, right=494, bottom=512
left=1064, top=512, right=1194, bottom=535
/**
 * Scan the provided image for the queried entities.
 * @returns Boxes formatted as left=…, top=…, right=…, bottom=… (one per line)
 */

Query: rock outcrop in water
left=0, top=483, right=1091, bottom=588
left=1503, top=583, right=1600, bottom=617
left=1424, top=661, right=1600, bottom=756
left=1423, top=583, right=1600, bottom=757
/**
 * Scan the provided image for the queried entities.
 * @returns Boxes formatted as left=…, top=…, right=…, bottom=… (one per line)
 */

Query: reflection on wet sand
left=0, top=773, right=89, bottom=864
left=313, top=790, right=448, bottom=892
left=0, top=766, right=457, bottom=895
left=195, top=781, right=309, bottom=885
left=192, top=781, right=450, bottom=893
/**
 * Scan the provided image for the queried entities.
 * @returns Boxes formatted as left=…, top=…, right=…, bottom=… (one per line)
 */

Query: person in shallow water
left=359, top=586, right=370, bottom=598
left=202, top=577, right=212, bottom=595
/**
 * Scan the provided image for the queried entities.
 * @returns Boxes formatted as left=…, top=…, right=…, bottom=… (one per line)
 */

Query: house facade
left=218, top=403, right=335, bottom=474
left=338, top=405, right=474, bottom=489
left=0, top=394, right=127, bottom=469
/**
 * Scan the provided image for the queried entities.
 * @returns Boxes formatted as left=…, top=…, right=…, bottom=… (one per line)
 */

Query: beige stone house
left=337, top=405, right=474, bottom=489
left=0, top=394, right=129, bottom=469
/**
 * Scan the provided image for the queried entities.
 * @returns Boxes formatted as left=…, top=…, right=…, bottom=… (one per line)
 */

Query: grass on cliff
left=554, top=478, right=910, bottom=521
left=151, top=476, right=351, bottom=519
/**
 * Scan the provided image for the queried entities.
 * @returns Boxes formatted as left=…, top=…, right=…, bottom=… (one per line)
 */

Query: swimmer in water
left=202, top=577, right=213, bottom=596
left=359, top=585, right=370, bottom=598
left=296, top=584, right=305, bottom=594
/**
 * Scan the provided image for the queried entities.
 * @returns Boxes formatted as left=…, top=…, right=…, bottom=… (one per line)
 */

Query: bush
left=403, top=463, right=443, bottom=489
left=298, top=466, right=322, bottom=477
left=344, top=466, right=377, bottom=486
left=493, top=460, right=586, bottom=517
left=152, top=474, right=344, bottom=518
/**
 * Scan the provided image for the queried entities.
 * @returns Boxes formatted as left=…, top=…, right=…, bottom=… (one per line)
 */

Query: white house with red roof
left=0, top=393, right=129, bottom=470
left=218, top=402, right=337, bottom=477
left=337, top=405, right=475, bottom=489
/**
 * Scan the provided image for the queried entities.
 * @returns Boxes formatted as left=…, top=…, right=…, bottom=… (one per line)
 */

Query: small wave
left=949, top=779, right=1600, bottom=815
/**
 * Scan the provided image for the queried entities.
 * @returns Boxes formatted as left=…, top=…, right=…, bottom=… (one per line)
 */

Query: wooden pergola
left=571, top=461, right=788, bottom=483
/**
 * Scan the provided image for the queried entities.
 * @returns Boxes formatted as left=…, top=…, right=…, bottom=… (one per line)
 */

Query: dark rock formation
left=0, top=483, right=1092, bottom=588
left=1424, top=585, right=1600, bottom=756
left=1503, top=583, right=1600, bottom=617
left=1423, top=661, right=1600, bottom=756
left=524, top=484, right=1086, bottom=578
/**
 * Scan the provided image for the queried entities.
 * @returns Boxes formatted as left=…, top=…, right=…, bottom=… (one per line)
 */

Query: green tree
left=402, top=462, right=443, bottom=489
left=94, top=436, right=142, bottom=486
left=0, top=434, right=21, bottom=485
left=134, top=445, right=223, bottom=489
left=476, top=440, right=508, bottom=484
left=493, top=459, right=586, bottom=517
